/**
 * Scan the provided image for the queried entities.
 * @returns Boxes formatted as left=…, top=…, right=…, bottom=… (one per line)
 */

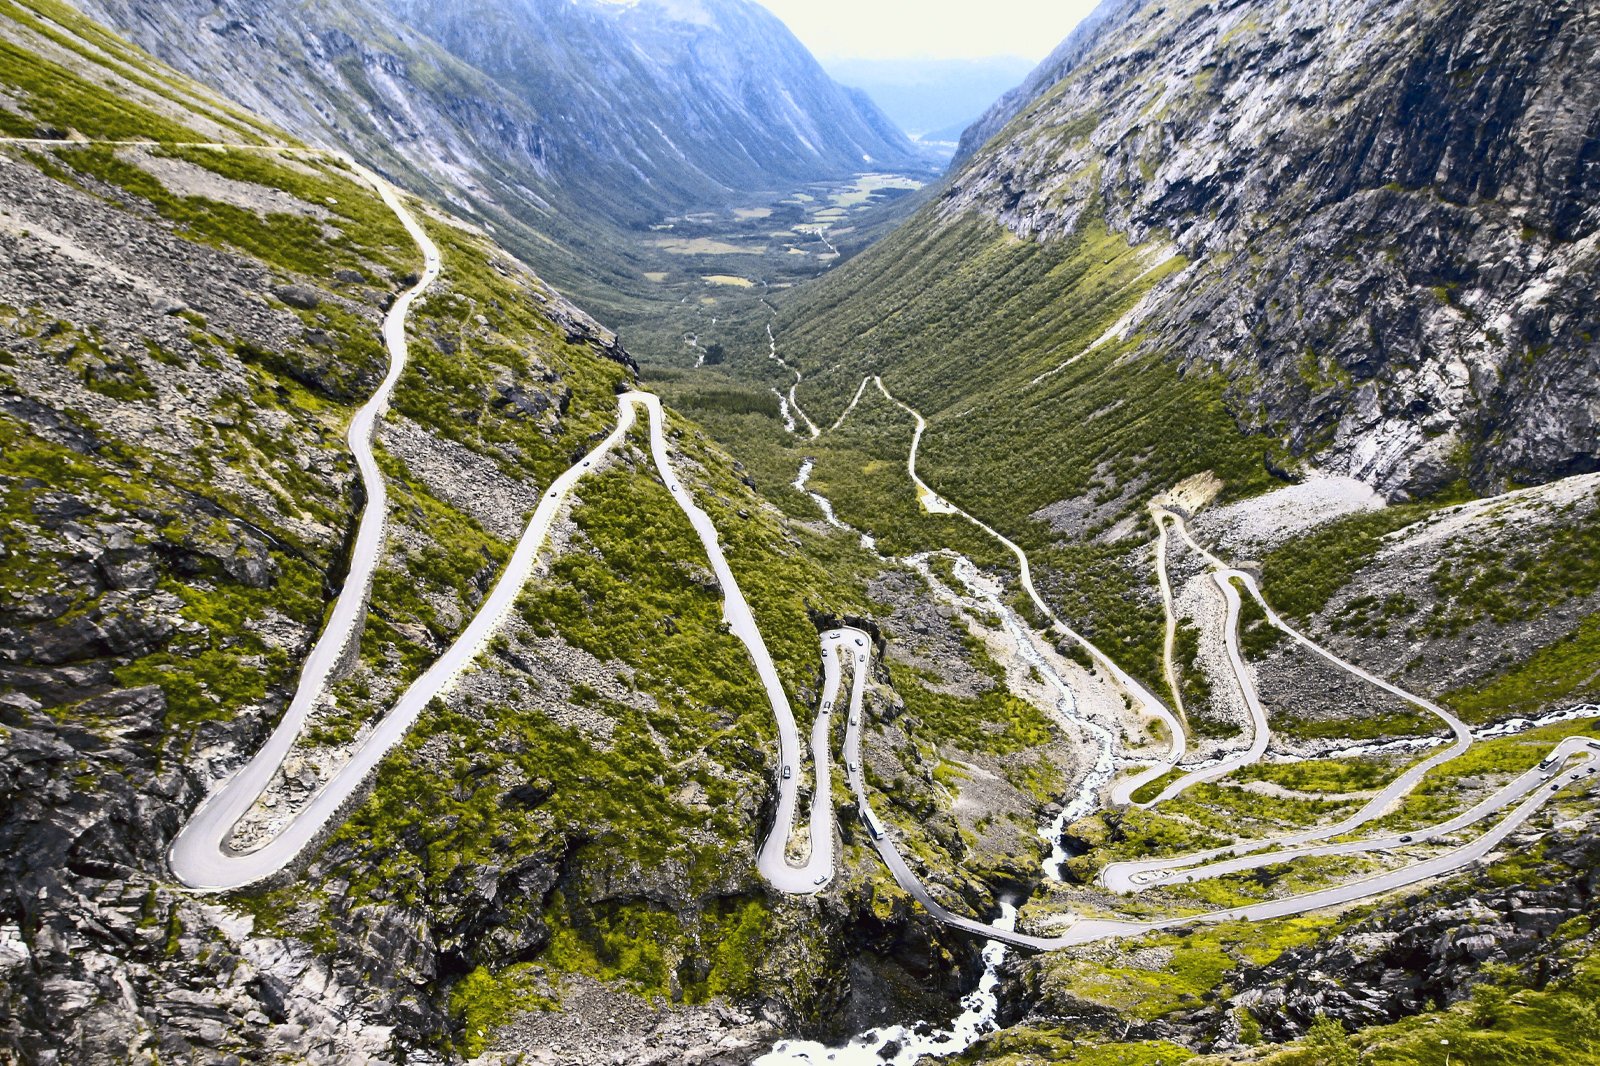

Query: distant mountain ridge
left=954, top=0, right=1145, bottom=162
left=380, top=0, right=918, bottom=219
left=71, top=0, right=919, bottom=319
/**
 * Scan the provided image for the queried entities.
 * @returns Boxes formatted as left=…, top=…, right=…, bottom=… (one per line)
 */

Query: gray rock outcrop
left=945, top=0, right=1600, bottom=496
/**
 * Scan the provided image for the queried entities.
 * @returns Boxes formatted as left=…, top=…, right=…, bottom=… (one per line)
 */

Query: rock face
left=944, top=0, right=1600, bottom=496
left=1216, top=818, right=1600, bottom=1044
left=0, top=139, right=442, bottom=1062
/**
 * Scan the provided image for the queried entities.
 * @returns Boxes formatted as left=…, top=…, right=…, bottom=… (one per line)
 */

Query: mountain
left=722, top=0, right=1600, bottom=1054
left=382, top=0, right=918, bottom=214
left=824, top=55, right=1037, bottom=139
left=773, top=0, right=1600, bottom=503
left=71, top=0, right=921, bottom=330
left=954, top=0, right=1145, bottom=162
left=733, top=0, right=1600, bottom=705
left=0, top=4, right=1053, bottom=1061
left=7, top=0, right=1600, bottom=1063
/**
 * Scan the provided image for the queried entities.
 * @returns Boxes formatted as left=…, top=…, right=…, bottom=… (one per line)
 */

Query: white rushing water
left=937, top=555, right=1117, bottom=881
left=1271, top=703, right=1600, bottom=764
left=775, top=388, right=798, bottom=433
left=794, top=458, right=877, bottom=553
left=755, top=904, right=1016, bottom=1066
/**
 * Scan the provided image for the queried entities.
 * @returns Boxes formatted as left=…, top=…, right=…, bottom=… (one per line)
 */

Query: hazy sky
left=750, top=0, right=1104, bottom=61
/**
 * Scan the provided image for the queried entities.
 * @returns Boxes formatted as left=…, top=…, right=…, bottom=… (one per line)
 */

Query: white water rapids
left=755, top=904, right=1017, bottom=1065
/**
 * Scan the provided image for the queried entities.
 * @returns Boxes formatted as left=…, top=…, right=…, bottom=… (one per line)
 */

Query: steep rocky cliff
left=944, top=0, right=1600, bottom=497
left=739, top=0, right=1600, bottom=702
left=776, top=0, right=1600, bottom=505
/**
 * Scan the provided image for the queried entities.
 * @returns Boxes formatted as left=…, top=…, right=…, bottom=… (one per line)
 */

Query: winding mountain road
left=128, top=147, right=832, bottom=893
left=1136, top=570, right=1272, bottom=805
left=829, top=623, right=1599, bottom=950
left=812, top=373, right=1596, bottom=947
left=24, top=135, right=1592, bottom=951
left=1100, top=508, right=1481, bottom=891
left=169, top=159, right=441, bottom=888
left=865, top=377, right=1186, bottom=804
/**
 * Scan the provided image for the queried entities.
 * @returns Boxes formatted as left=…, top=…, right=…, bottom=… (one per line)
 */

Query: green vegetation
left=309, top=449, right=518, bottom=747
left=1129, top=768, right=1180, bottom=804
left=772, top=206, right=1252, bottom=528
left=670, top=386, right=782, bottom=419
left=513, top=456, right=783, bottom=751
left=1273, top=705, right=1438, bottom=743
left=802, top=384, right=1008, bottom=565
left=1375, top=717, right=1600, bottom=832
left=1423, top=491, right=1600, bottom=635
left=1445, top=614, right=1600, bottom=721
left=375, top=449, right=511, bottom=625
left=538, top=894, right=776, bottom=1005
left=713, top=207, right=1279, bottom=692
left=393, top=219, right=630, bottom=483
left=1, top=11, right=902, bottom=1050
left=1162, top=782, right=1359, bottom=837
left=981, top=838, right=1600, bottom=1065
left=0, top=0, right=277, bottom=142
left=1030, top=916, right=1337, bottom=1023
left=1035, top=539, right=1169, bottom=687
left=1007, top=752, right=1068, bottom=804
left=1331, top=590, right=1420, bottom=640
left=957, top=1034, right=1194, bottom=1065
left=294, top=434, right=886, bottom=1038
left=1237, top=584, right=1285, bottom=656
left=0, top=23, right=198, bottom=141
left=643, top=366, right=816, bottom=516
left=1063, top=807, right=1231, bottom=882
left=1232, top=754, right=1412, bottom=794
left=1259, top=504, right=1437, bottom=622
left=1173, top=617, right=1229, bottom=737
left=1163, top=852, right=1386, bottom=911
left=449, top=964, right=557, bottom=1058
left=53, top=146, right=413, bottom=278
left=674, top=421, right=879, bottom=697
left=892, top=632, right=1059, bottom=755
left=114, top=558, right=321, bottom=729
left=0, top=407, right=333, bottom=731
